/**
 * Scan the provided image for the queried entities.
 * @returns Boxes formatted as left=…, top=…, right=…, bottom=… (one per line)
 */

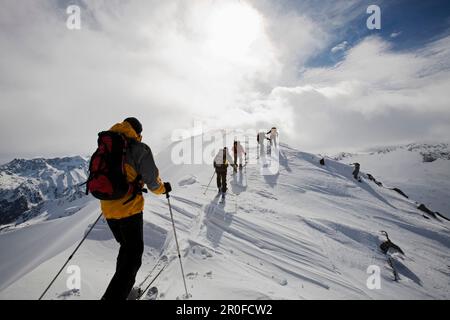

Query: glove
left=163, top=182, right=172, bottom=194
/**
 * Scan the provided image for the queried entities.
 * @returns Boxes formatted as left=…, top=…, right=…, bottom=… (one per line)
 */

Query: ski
left=134, top=255, right=168, bottom=300
left=137, top=255, right=168, bottom=288
left=144, top=286, right=158, bottom=300
left=137, top=262, right=168, bottom=300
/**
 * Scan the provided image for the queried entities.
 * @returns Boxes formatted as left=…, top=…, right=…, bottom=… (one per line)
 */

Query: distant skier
left=94, top=118, right=172, bottom=300
left=213, top=147, right=234, bottom=194
left=232, top=140, right=246, bottom=171
left=257, top=131, right=266, bottom=158
left=351, top=163, right=361, bottom=181
left=267, top=127, right=279, bottom=149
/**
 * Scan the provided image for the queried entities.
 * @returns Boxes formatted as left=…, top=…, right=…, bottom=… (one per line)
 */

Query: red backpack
left=85, top=131, right=145, bottom=204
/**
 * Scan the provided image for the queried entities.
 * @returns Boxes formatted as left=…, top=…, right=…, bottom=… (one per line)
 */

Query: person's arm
left=136, top=143, right=166, bottom=195
left=226, top=151, right=235, bottom=165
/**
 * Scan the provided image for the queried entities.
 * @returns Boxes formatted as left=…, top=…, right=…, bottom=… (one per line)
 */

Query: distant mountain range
left=334, top=143, right=450, bottom=163
left=0, top=156, right=88, bottom=226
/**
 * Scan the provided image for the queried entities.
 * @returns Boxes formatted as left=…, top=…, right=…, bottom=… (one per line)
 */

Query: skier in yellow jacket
left=101, top=117, right=171, bottom=300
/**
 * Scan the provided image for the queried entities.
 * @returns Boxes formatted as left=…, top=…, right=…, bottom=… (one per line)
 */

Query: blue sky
left=303, top=0, right=450, bottom=67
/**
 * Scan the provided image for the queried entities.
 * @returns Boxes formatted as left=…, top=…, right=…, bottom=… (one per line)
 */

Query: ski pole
left=203, top=171, right=216, bottom=195
left=138, top=263, right=168, bottom=300
left=38, top=212, right=103, bottom=300
left=166, top=192, right=189, bottom=298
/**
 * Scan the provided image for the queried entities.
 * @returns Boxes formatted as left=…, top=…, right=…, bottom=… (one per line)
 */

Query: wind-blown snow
left=334, top=143, right=450, bottom=219
left=0, top=137, right=448, bottom=300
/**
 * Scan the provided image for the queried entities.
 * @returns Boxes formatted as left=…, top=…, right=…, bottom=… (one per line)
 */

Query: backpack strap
left=122, top=174, right=148, bottom=205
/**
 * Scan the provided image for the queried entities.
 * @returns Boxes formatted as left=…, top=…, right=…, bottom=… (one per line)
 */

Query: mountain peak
left=0, top=155, right=88, bottom=226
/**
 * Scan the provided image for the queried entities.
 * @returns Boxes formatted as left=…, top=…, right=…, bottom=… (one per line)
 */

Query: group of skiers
left=49, top=117, right=376, bottom=301
left=83, top=117, right=280, bottom=300
left=82, top=120, right=283, bottom=300
left=257, top=127, right=279, bottom=157
left=212, top=127, right=279, bottom=195
left=40, top=118, right=373, bottom=300
left=213, top=139, right=246, bottom=194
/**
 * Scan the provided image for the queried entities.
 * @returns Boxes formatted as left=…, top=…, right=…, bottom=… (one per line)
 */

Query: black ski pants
left=102, top=212, right=144, bottom=300
left=216, top=169, right=227, bottom=193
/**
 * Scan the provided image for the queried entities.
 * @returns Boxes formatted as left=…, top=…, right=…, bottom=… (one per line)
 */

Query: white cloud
left=0, top=0, right=284, bottom=158
left=259, top=36, right=450, bottom=151
left=0, top=1, right=449, bottom=160
left=390, top=31, right=402, bottom=38
left=331, top=41, right=349, bottom=53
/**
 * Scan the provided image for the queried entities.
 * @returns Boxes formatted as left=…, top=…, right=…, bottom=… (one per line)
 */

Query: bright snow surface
left=0, top=134, right=449, bottom=299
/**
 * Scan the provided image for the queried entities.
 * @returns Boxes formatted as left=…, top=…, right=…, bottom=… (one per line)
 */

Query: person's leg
left=221, top=171, right=227, bottom=193
left=102, top=213, right=144, bottom=300
left=216, top=170, right=221, bottom=191
left=106, top=218, right=123, bottom=244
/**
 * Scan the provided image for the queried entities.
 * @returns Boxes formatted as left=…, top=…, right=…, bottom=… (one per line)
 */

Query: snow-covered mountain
left=0, top=156, right=88, bottom=228
left=335, top=143, right=450, bottom=162
left=333, top=143, right=450, bottom=220
left=0, top=137, right=448, bottom=300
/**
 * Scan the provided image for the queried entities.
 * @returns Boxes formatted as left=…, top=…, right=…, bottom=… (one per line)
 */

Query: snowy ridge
left=0, top=137, right=449, bottom=300
left=0, top=156, right=88, bottom=227
left=333, top=143, right=450, bottom=220
left=335, top=143, right=450, bottom=163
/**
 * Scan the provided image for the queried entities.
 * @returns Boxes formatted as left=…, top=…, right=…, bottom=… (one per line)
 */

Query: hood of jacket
left=109, top=121, right=142, bottom=141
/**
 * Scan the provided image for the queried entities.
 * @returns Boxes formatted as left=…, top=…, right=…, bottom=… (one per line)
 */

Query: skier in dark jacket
left=213, top=147, right=234, bottom=194
left=100, top=117, right=171, bottom=300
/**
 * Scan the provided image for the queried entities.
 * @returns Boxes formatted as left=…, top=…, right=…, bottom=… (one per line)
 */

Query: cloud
left=390, top=31, right=402, bottom=38
left=0, top=0, right=284, bottom=159
left=1, top=0, right=334, bottom=161
left=0, top=0, right=449, bottom=161
left=259, top=36, right=450, bottom=151
left=331, top=41, right=349, bottom=53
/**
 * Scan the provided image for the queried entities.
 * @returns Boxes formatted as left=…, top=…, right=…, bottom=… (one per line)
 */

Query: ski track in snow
left=0, top=135, right=449, bottom=300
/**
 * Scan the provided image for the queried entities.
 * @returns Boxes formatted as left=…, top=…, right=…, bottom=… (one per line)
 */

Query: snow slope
left=334, top=143, right=450, bottom=219
left=0, top=136, right=449, bottom=300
